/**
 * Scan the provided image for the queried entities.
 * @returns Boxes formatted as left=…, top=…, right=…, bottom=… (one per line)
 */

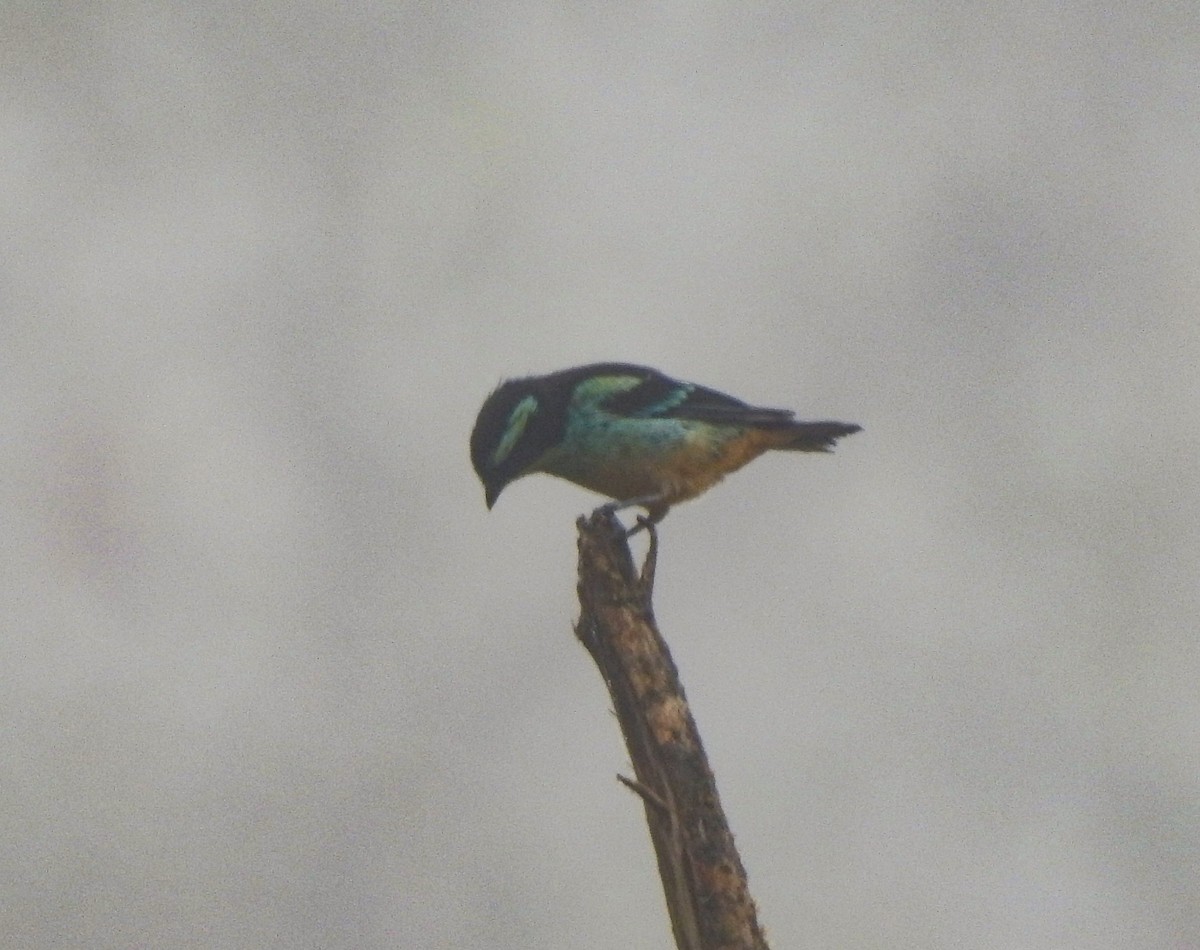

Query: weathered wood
left=574, top=510, right=769, bottom=950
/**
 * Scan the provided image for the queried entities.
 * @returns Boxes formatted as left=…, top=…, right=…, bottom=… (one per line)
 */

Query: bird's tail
left=772, top=420, right=862, bottom=452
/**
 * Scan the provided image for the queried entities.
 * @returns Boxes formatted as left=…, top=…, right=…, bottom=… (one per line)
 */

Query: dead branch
left=574, top=510, right=769, bottom=950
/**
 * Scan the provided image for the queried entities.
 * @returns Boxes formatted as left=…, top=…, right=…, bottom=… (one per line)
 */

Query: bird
left=470, top=362, right=861, bottom=529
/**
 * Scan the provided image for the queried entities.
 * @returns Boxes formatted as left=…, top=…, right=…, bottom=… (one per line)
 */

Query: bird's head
left=470, top=376, right=559, bottom=510
left=470, top=363, right=661, bottom=511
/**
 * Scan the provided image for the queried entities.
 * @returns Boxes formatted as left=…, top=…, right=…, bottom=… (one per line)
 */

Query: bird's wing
left=601, top=369, right=796, bottom=428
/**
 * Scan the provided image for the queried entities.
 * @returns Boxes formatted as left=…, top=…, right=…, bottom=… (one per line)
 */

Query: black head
left=470, top=376, right=566, bottom=509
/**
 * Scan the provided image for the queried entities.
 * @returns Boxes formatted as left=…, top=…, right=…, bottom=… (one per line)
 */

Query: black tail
left=777, top=421, right=862, bottom=452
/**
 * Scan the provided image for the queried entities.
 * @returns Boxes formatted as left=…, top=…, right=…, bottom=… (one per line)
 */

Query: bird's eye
left=490, top=395, right=538, bottom=466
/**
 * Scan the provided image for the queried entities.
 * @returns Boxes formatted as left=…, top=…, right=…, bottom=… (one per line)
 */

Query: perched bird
left=470, top=363, right=860, bottom=527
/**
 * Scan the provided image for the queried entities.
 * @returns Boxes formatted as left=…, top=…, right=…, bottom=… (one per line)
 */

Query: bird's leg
left=597, top=493, right=663, bottom=515
left=592, top=496, right=665, bottom=595
left=594, top=493, right=669, bottom=535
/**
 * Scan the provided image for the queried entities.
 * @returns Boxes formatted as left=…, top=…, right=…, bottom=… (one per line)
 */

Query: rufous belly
left=537, top=424, right=786, bottom=504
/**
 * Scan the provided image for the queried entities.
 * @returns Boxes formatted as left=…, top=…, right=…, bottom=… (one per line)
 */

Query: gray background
left=4, top=3, right=1198, bottom=948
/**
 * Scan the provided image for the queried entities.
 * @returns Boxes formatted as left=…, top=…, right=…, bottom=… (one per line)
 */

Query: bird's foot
left=594, top=493, right=668, bottom=534
left=592, top=500, right=628, bottom=538
left=589, top=499, right=662, bottom=597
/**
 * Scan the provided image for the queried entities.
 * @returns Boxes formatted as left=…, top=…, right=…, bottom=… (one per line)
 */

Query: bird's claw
left=592, top=501, right=626, bottom=538
left=589, top=503, right=659, bottom=596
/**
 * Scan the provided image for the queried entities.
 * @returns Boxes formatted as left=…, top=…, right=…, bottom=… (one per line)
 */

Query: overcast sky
left=4, top=3, right=1198, bottom=948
